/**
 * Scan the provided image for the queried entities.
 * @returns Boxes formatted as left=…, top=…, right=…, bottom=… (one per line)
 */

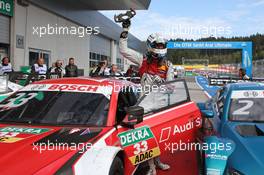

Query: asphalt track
left=156, top=77, right=208, bottom=175
left=186, top=77, right=209, bottom=103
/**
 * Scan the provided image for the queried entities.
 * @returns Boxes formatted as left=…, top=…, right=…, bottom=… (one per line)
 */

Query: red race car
left=0, top=77, right=202, bottom=175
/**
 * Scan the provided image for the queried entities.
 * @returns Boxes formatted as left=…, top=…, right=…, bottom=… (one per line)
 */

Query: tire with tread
left=109, top=156, right=124, bottom=175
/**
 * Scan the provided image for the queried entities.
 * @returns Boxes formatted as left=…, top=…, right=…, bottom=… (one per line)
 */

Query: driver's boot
left=146, top=159, right=156, bottom=175
left=154, top=157, right=170, bottom=170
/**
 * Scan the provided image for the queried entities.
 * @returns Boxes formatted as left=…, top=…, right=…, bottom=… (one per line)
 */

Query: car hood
left=228, top=123, right=264, bottom=174
left=0, top=123, right=106, bottom=175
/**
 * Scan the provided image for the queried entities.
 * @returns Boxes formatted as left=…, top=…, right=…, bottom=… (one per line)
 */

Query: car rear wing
left=209, top=77, right=264, bottom=86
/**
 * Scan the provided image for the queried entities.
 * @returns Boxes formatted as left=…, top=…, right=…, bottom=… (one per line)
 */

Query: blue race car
left=198, top=81, right=264, bottom=175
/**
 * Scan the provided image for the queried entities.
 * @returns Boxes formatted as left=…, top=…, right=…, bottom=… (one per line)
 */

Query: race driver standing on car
left=119, top=17, right=173, bottom=175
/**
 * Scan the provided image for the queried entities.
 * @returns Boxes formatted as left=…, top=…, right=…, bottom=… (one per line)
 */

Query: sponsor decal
left=159, top=117, right=202, bottom=143
left=129, top=147, right=160, bottom=165
left=204, top=136, right=235, bottom=175
left=118, top=126, right=160, bottom=165
left=231, top=90, right=264, bottom=99
left=0, top=126, right=50, bottom=134
left=48, top=84, right=98, bottom=92
left=30, top=84, right=47, bottom=91
left=206, top=168, right=221, bottom=175
left=20, top=84, right=112, bottom=99
left=0, top=92, right=40, bottom=111
left=205, top=154, right=228, bottom=161
left=0, top=126, right=51, bottom=143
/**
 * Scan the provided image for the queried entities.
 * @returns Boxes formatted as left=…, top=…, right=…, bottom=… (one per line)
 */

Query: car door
left=134, top=80, right=202, bottom=153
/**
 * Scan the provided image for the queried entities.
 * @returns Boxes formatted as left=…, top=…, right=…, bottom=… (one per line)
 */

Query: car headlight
left=228, top=168, right=244, bottom=175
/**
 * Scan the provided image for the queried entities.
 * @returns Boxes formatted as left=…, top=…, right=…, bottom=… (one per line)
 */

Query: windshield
left=229, top=90, right=264, bottom=122
left=0, top=91, right=110, bottom=126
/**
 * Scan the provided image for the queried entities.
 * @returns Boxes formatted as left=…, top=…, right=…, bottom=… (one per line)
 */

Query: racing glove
left=120, top=31, right=128, bottom=38
left=122, top=19, right=131, bottom=28
left=120, top=19, right=131, bottom=39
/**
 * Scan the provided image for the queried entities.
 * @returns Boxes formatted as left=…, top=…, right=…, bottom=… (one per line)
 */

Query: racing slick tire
left=109, top=156, right=124, bottom=175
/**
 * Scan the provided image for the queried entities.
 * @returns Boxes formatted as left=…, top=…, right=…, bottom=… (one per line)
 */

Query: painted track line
left=195, top=76, right=212, bottom=98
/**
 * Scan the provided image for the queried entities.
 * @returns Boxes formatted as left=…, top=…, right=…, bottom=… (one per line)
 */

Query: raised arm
left=119, top=21, right=143, bottom=66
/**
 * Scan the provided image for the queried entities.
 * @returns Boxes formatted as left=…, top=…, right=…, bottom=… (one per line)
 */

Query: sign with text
left=0, top=126, right=51, bottom=143
left=168, top=41, right=253, bottom=78
left=118, top=126, right=160, bottom=165
left=0, top=0, right=13, bottom=16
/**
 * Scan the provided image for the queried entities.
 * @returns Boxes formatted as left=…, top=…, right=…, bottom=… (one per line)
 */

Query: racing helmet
left=146, top=33, right=167, bottom=60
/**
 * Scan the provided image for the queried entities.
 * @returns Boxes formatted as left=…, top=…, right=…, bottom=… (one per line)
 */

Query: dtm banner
left=168, top=41, right=253, bottom=78
left=118, top=126, right=161, bottom=165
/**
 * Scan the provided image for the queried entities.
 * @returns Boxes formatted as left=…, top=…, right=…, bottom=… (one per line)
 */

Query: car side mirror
left=121, top=106, right=144, bottom=129
left=202, top=110, right=214, bottom=118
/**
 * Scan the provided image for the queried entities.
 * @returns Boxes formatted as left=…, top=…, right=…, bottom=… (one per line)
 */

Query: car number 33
left=133, top=141, right=148, bottom=155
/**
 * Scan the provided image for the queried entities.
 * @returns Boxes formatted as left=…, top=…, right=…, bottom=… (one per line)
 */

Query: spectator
left=103, top=60, right=111, bottom=76
left=92, top=60, right=110, bottom=77
left=48, top=62, right=56, bottom=73
left=125, top=65, right=138, bottom=77
left=65, top=58, right=78, bottom=77
left=239, top=68, right=250, bottom=80
left=89, top=63, right=98, bottom=76
left=31, top=57, right=47, bottom=75
left=92, top=61, right=105, bottom=76
left=125, top=65, right=133, bottom=77
left=0, top=57, right=13, bottom=75
left=109, top=64, right=122, bottom=76
left=48, top=60, right=65, bottom=78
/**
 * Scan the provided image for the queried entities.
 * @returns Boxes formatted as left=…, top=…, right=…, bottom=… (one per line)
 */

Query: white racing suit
left=119, top=33, right=174, bottom=88
left=119, top=29, right=173, bottom=174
